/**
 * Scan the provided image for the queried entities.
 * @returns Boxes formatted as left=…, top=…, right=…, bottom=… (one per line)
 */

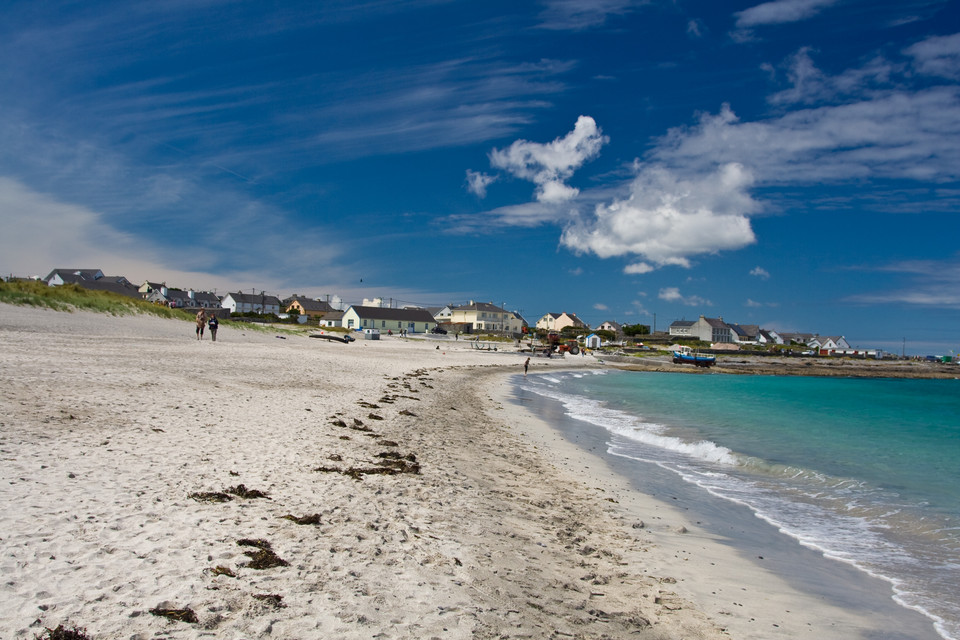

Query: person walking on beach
left=195, top=309, right=206, bottom=340
left=208, top=313, right=219, bottom=342
left=524, top=357, right=530, bottom=376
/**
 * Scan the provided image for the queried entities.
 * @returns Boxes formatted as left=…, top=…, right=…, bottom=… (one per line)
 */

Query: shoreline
left=489, top=369, right=944, bottom=639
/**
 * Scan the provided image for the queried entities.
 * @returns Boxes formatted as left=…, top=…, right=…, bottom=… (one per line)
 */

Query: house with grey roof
left=43, top=268, right=139, bottom=298
left=221, top=292, right=282, bottom=315
left=341, top=305, right=437, bottom=334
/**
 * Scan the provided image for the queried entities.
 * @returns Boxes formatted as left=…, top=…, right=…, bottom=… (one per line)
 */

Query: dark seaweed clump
left=226, top=484, right=270, bottom=499
left=281, top=513, right=322, bottom=525
left=148, top=607, right=198, bottom=624
left=35, top=625, right=93, bottom=640
left=188, top=491, right=232, bottom=503
left=238, top=539, right=288, bottom=569
left=252, top=593, right=285, bottom=608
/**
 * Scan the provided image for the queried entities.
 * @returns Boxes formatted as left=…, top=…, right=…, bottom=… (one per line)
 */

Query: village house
left=144, top=285, right=220, bottom=309
left=341, top=305, right=437, bottom=334
left=285, top=296, right=335, bottom=321
left=535, top=311, right=588, bottom=333
left=808, top=336, right=851, bottom=354
left=220, top=291, right=282, bottom=315
left=668, top=319, right=696, bottom=337
left=596, top=321, right=623, bottom=336
left=449, top=301, right=525, bottom=335
left=318, top=310, right=345, bottom=327
left=43, top=268, right=140, bottom=298
left=669, top=315, right=734, bottom=344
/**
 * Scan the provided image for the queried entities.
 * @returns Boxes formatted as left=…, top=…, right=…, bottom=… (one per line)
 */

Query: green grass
left=0, top=280, right=195, bottom=320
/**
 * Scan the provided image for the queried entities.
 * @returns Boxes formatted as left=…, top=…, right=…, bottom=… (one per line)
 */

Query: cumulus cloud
left=624, top=262, right=656, bottom=274
left=561, top=163, right=759, bottom=269
left=465, top=170, right=497, bottom=197
left=750, top=266, right=771, bottom=279
left=658, top=287, right=712, bottom=307
left=489, top=115, right=608, bottom=204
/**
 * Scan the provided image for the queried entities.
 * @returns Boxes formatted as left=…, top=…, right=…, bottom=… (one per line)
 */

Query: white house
left=536, top=311, right=588, bottom=332
left=585, top=333, right=602, bottom=349
left=221, top=292, right=282, bottom=315
left=341, top=305, right=437, bottom=333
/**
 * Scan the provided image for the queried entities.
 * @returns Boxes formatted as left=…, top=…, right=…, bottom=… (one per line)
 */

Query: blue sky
left=2, top=0, right=958, bottom=354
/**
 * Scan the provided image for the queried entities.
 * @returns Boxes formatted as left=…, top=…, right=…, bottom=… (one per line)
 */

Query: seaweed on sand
left=34, top=625, right=92, bottom=640
left=189, top=491, right=232, bottom=503
left=252, top=594, right=285, bottom=608
left=226, top=484, right=270, bottom=499
left=281, top=513, right=322, bottom=525
left=315, top=452, right=420, bottom=480
left=148, top=607, right=198, bottom=623
left=237, top=539, right=288, bottom=569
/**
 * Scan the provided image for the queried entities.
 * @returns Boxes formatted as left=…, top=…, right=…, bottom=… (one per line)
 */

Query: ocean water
left=516, top=369, right=960, bottom=640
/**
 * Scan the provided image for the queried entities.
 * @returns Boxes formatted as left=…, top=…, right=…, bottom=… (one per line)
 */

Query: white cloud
left=750, top=266, right=771, bottom=279
left=653, top=88, right=960, bottom=184
left=624, top=262, right=655, bottom=274
left=593, top=302, right=609, bottom=310
left=561, top=163, right=759, bottom=269
left=489, top=115, right=608, bottom=204
left=905, top=32, right=960, bottom=80
left=658, top=286, right=712, bottom=307
left=465, top=170, right=497, bottom=197
left=734, top=0, right=839, bottom=28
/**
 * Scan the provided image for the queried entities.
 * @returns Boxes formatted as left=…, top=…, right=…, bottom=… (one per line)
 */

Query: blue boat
left=672, top=346, right=716, bottom=367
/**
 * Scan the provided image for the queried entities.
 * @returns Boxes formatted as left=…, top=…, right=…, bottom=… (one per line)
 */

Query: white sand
left=0, top=304, right=894, bottom=639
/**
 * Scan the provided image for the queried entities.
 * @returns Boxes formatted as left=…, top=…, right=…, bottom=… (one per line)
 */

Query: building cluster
left=25, top=268, right=857, bottom=353
left=669, top=315, right=865, bottom=357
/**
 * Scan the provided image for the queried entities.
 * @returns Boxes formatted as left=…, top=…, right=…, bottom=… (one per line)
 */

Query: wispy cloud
left=750, top=266, right=771, bottom=279
left=734, top=0, right=839, bottom=29
left=536, top=0, right=646, bottom=31
left=652, top=87, right=960, bottom=184
left=904, top=32, right=960, bottom=80
left=658, top=286, right=712, bottom=307
left=845, top=257, right=960, bottom=308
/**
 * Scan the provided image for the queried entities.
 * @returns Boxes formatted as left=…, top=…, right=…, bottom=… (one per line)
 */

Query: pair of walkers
left=195, top=310, right=219, bottom=341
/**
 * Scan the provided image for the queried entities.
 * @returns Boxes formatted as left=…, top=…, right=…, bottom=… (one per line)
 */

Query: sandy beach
left=0, top=304, right=926, bottom=639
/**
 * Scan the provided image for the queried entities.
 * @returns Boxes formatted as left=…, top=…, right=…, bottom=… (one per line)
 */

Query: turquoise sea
left=515, top=369, right=960, bottom=640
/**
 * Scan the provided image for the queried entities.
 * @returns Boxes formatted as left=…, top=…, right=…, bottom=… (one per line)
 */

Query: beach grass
left=0, top=280, right=190, bottom=319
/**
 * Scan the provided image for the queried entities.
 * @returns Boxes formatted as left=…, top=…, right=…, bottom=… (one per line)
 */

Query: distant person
left=196, top=309, right=206, bottom=340
left=208, top=314, right=219, bottom=342
left=524, top=357, right=530, bottom=376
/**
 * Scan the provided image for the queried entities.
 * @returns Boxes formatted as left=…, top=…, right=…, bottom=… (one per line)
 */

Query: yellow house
left=451, top=301, right=525, bottom=334
left=285, top=296, right=334, bottom=320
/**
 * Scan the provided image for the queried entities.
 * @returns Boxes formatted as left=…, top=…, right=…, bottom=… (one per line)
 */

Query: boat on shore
left=672, top=345, right=716, bottom=367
